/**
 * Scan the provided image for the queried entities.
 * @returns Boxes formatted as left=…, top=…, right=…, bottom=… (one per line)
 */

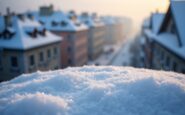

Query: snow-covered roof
left=145, top=29, right=185, bottom=60
left=33, top=11, right=88, bottom=32
left=0, top=66, right=185, bottom=115
left=151, top=13, right=164, bottom=34
left=0, top=16, right=5, bottom=32
left=79, top=14, right=105, bottom=27
left=0, top=15, right=62, bottom=50
left=171, top=0, right=185, bottom=46
left=101, top=16, right=117, bottom=25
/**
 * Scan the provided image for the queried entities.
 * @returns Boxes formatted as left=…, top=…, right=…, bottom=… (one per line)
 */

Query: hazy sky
left=0, top=0, right=169, bottom=28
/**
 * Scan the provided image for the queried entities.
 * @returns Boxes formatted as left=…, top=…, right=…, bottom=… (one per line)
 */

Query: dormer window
left=27, top=14, right=34, bottom=20
left=27, top=28, right=38, bottom=38
left=52, top=21, right=58, bottom=26
left=38, top=28, right=46, bottom=36
left=17, top=14, right=25, bottom=21
left=61, top=21, right=67, bottom=27
left=3, top=28, right=15, bottom=39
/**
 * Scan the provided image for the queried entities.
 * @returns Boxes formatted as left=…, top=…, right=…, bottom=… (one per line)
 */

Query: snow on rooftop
left=171, top=0, right=185, bottom=46
left=0, top=66, right=185, bottom=115
left=101, top=16, right=117, bottom=25
left=34, top=11, right=88, bottom=31
left=0, top=16, right=61, bottom=50
left=145, top=28, right=185, bottom=59
left=79, top=14, right=105, bottom=27
left=151, top=13, right=164, bottom=34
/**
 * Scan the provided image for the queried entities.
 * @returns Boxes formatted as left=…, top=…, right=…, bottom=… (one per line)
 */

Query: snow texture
left=0, top=16, right=61, bottom=50
left=0, top=66, right=185, bottom=115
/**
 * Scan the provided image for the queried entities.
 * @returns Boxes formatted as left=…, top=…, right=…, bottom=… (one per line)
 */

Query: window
left=68, top=59, right=72, bottom=64
left=173, top=61, right=177, bottom=71
left=166, top=56, right=170, bottom=66
left=182, top=69, right=185, bottom=74
left=29, top=55, right=35, bottom=66
left=53, top=47, right=58, bottom=56
left=0, top=56, right=2, bottom=66
left=47, top=49, right=51, bottom=58
left=11, top=56, right=18, bottom=67
left=39, top=52, right=44, bottom=62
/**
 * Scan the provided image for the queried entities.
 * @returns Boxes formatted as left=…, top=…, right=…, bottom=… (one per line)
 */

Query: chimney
left=7, top=7, right=10, bottom=15
left=4, top=7, right=12, bottom=27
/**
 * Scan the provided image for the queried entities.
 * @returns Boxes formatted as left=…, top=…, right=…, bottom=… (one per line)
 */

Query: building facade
left=34, top=6, right=88, bottom=68
left=143, top=1, right=185, bottom=74
left=0, top=12, right=61, bottom=81
left=79, top=13, right=106, bottom=60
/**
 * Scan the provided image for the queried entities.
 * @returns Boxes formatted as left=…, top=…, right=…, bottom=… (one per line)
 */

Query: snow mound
left=0, top=66, right=185, bottom=115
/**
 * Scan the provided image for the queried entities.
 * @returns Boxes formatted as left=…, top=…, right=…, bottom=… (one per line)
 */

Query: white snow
left=33, top=11, right=88, bottom=31
left=0, top=66, right=185, bottom=115
left=0, top=16, right=62, bottom=50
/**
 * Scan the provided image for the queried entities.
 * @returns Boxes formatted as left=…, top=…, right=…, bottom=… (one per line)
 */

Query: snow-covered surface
left=79, top=14, right=104, bottom=28
left=0, top=66, right=185, bottom=115
left=33, top=11, right=88, bottom=31
left=151, top=13, right=164, bottom=34
left=171, top=0, right=185, bottom=46
left=0, top=16, right=61, bottom=50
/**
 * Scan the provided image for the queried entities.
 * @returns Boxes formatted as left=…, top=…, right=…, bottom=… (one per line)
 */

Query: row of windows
left=8, top=47, right=58, bottom=68
left=29, top=47, right=58, bottom=66
left=154, top=46, right=185, bottom=74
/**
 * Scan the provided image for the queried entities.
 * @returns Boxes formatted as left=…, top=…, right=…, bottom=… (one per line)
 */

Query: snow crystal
left=0, top=66, right=185, bottom=115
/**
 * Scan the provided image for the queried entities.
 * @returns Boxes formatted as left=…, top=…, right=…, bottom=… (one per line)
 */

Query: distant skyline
left=0, top=0, right=169, bottom=31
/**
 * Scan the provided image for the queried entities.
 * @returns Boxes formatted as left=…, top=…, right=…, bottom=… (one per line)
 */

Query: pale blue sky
left=0, top=0, right=169, bottom=28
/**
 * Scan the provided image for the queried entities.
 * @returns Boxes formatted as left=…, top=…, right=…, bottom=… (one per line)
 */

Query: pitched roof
left=33, top=11, right=88, bottom=32
left=0, top=15, right=61, bottom=50
left=171, top=0, right=185, bottom=46
left=151, top=13, right=164, bottom=34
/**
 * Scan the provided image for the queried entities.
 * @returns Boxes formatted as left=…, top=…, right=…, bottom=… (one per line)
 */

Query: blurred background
left=0, top=0, right=184, bottom=82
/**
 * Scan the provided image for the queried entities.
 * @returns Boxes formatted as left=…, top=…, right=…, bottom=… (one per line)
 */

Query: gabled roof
left=0, top=16, right=61, bottom=50
left=171, top=0, right=185, bottom=46
left=144, top=0, right=185, bottom=60
left=33, top=11, right=88, bottom=32
left=151, top=13, right=164, bottom=34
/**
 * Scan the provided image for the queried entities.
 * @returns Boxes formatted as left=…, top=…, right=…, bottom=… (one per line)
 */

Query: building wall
left=0, top=50, right=25, bottom=81
left=52, top=30, right=88, bottom=68
left=152, top=42, right=185, bottom=74
left=73, top=30, right=88, bottom=66
left=0, top=42, right=61, bottom=81
left=88, top=26, right=105, bottom=60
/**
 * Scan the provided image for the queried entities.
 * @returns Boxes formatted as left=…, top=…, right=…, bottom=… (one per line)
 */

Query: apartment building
left=33, top=6, right=88, bottom=68
left=143, top=1, right=185, bottom=73
left=79, top=13, right=105, bottom=60
left=0, top=10, right=62, bottom=81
